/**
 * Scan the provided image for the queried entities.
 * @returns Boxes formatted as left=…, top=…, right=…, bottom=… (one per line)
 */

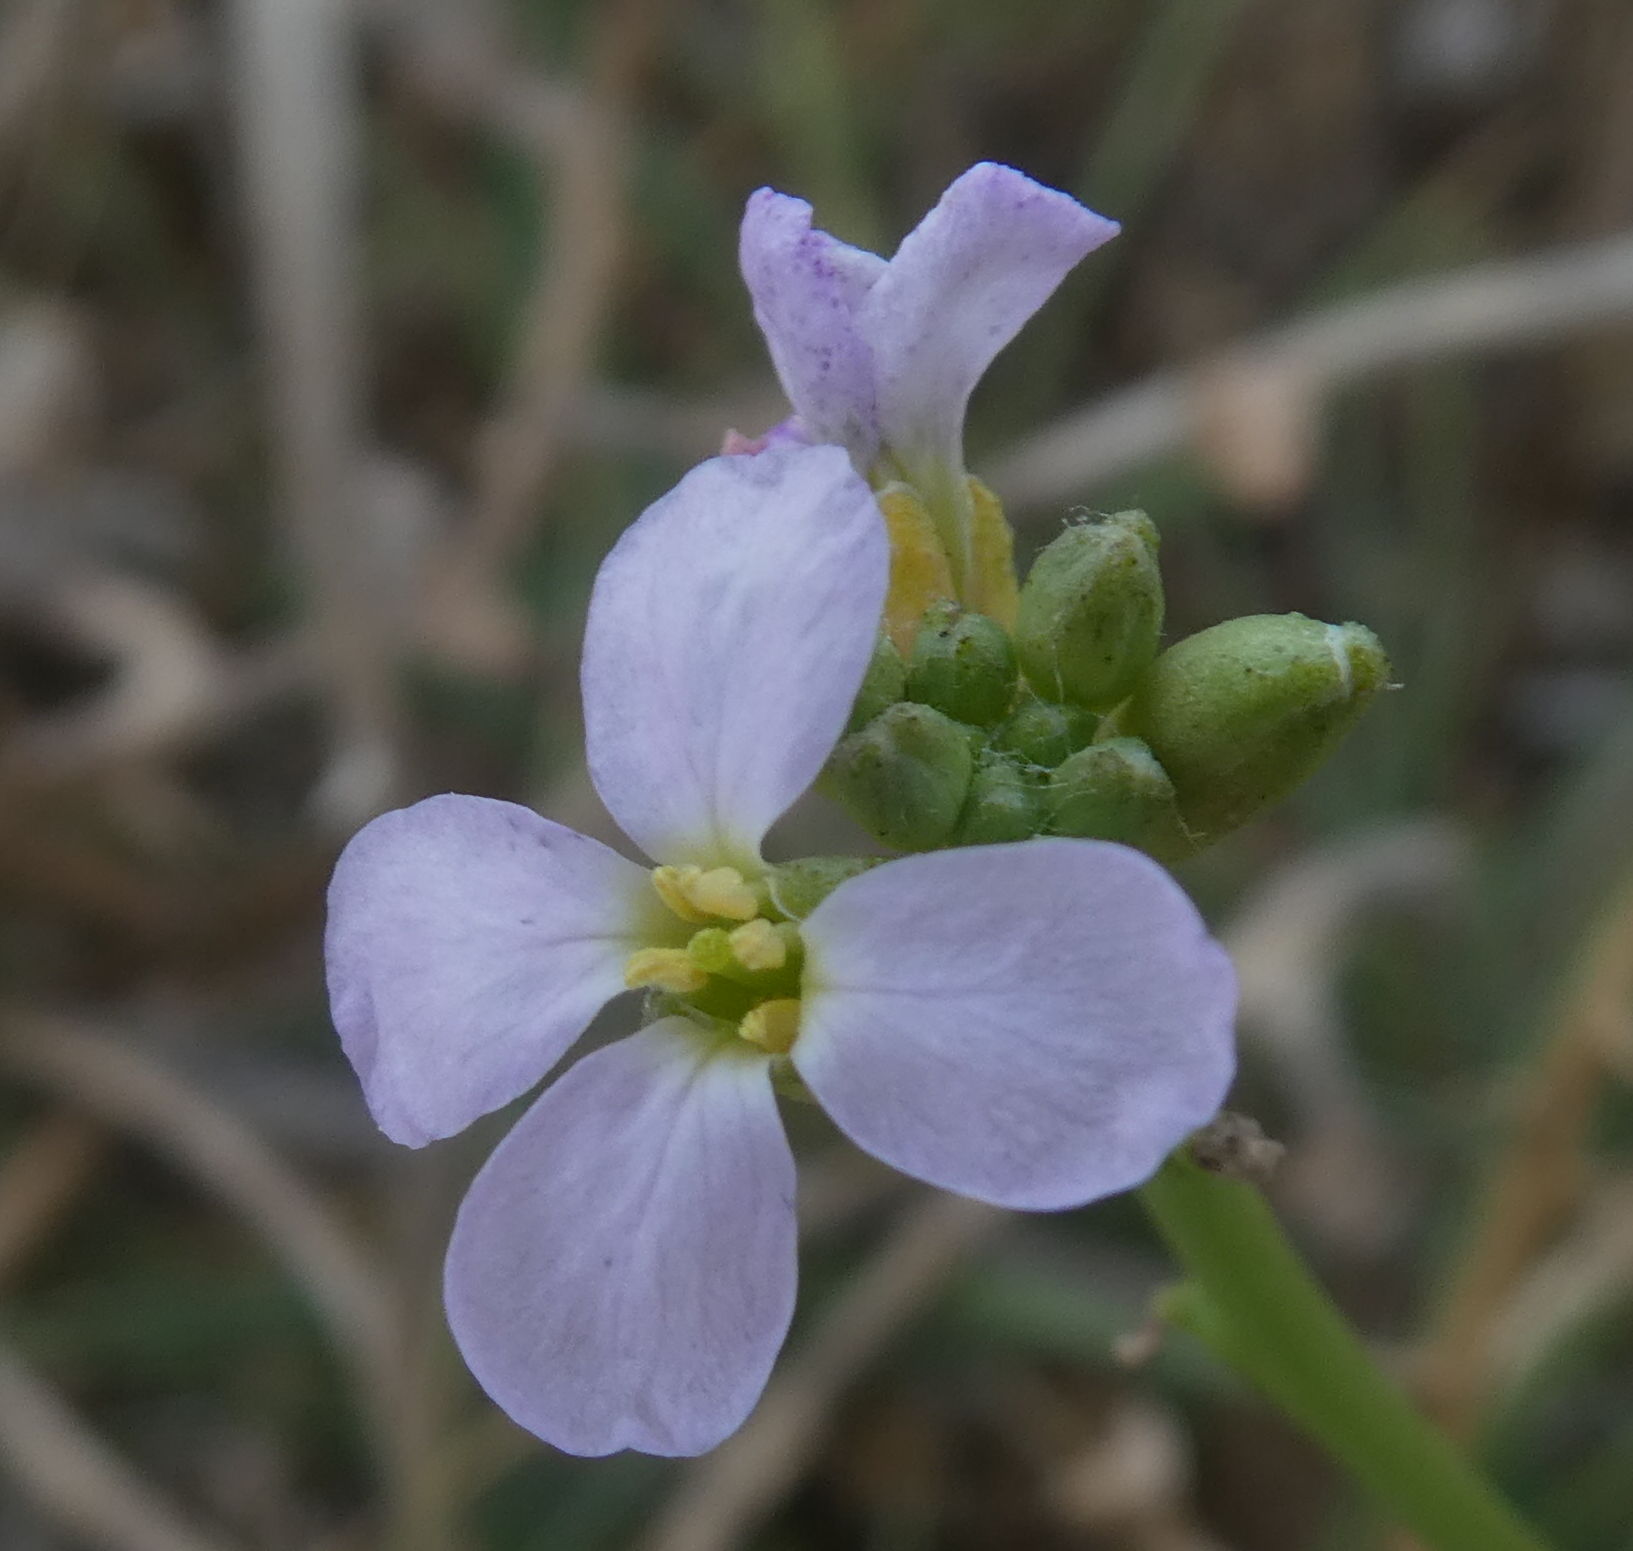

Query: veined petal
left=444, top=1022, right=797, bottom=1458
left=583, top=446, right=888, bottom=869
left=862, top=163, right=1119, bottom=483
left=325, top=794, right=655, bottom=1147
left=794, top=840, right=1236, bottom=1210
left=739, top=189, right=886, bottom=468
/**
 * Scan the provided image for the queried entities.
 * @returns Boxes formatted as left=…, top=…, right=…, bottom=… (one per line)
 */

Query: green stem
left=1139, top=1153, right=1550, bottom=1551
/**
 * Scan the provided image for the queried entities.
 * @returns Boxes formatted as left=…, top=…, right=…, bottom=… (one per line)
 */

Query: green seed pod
left=846, top=634, right=908, bottom=734
left=1047, top=737, right=1191, bottom=857
left=1015, top=511, right=1164, bottom=711
left=994, top=695, right=1100, bottom=770
left=953, top=751, right=1042, bottom=845
left=904, top=599, right=1018, bottom=726
left=824, top=702, right=976, bottom=852
left=1114, top=613, right=1390, bottom=846
left=767, top=856, right=881, bottom=919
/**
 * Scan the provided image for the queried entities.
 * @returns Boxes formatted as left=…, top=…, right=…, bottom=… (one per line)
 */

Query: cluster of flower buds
left=825, top=504, right=1389, bottom=861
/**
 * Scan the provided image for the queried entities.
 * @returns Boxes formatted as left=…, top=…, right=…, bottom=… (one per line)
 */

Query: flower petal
left=739, top=189, right=886, bottom=467
left=443, top=1021, right=797, bottom=1457
left=326, top=794, right=655, bottom=1147
left=721, top=415, right=812, bottom=457
left=583, top=445, right=888, bottom=868
left=794, top=839, right=1236, bottom=1210
left=861, top=163, right=1119, bottom=481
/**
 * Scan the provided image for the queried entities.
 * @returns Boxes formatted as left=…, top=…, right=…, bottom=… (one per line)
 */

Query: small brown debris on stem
left=1188, top=1112, right=1286, bottom=1186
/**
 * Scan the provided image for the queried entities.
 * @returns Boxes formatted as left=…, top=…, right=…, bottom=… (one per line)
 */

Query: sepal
left=995, top=695, right=1099, bottom=770
left=1015, top=510, right=1163, bottom=711
left=767, top=855, right=882, bottom=919
left=847, top=634, right=907, bottom=734
left=824, top=702, right=977, bottom=851
left=1112, top=613, right=1389, bottom=846
left=905, top=600, right=1018, bottom=727
left=1046, top=736, right=1190, bottom=858
left=953, top=751, right=1042, bottom=845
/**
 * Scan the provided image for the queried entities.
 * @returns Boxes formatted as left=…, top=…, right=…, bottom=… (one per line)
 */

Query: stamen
left=687, top=867, right=760, bottom=920
left=966, top=475, right=1020, bottom=627
left=624, top=948, right=708, bottom=994
left=739, top=998, right=801, bottom=1055
left=877, top=482, right=956, bottom=655
left=651, top=863, right=759, bottom=922
left=650, top=866, right=712, bottom=923
left=727, top=919, right=787, bottom=972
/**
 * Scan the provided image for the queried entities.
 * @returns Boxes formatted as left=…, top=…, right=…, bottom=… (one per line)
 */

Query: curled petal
left=444, top=1022, right=797, bottom=1457
left=583, top=445, right=888, bottom=868
left=739, top=189, right=885, bottom=467
left=326, top=794, right=654, bottom=1146
left=862, top=163, right=1119, bottom=483
left=720, top=415, right=813, bottom=458
left=795, top=840, right=1236, bottom=1210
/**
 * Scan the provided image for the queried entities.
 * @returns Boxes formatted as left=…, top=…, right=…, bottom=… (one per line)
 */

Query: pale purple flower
left=325, top=444, right=1235, bottom=1459
left=739, top=162, right=1118, bottom=581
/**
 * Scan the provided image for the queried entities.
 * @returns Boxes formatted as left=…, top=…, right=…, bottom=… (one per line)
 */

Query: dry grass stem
left=0, top=1341, right=238, bottom=1551
left=0, top=574, right=219, bottom=777
left=0, top=1112, right=103, bottom=1291
left=388, top=7, right=633, bottom=672
left=992, top=228, right=1633, bottom=507
left=0, top=1012, right=419, bottom=1519
left=0, top=632, right=310, bottom=794
left=637, top=1191, right=1002, bottom=1551
left=1226, top=820, right=1470, bottom=1253
left=0, top=0, right=78, bottom=160
left=1415, top=879, right=1633, bottom=1438
left=228, top=0, right=401, bottom=823
left=1493, top=1176, right=1633, bottom=1399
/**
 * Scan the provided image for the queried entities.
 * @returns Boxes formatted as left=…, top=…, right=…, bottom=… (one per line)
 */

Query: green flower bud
left=767, top=855, right=881, bottom=919
left=994, top=695, right=1099, bottom=770
left=846, top=634, right=908, bottom=734
left=824, top=702, right=976, bottom=852
left=1046, top=737, right=1191, bottom=857
left=1015, top=511, right=1163, bottom=711
left=1114, top=613, right=1390, bottom=845
left=953, top=751, right=1042, bottom=845
left=904, top=599, right=1017, bottom=726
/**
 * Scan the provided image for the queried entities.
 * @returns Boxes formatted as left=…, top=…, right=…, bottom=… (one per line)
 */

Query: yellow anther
left=739, top=998, right=802, bottom=1055
left=878, top=483, right=956, bottom=655
left=651, top=863, right=760, bottom=923
left=727, top=918, right=787, bottom=972
left=966, top=476, right=1019, bottom=628
left=651, top=866, right=713, bottom=923
left=687, top=867, right=760, bottom=920
left=624, top=948, right=708, bottom=994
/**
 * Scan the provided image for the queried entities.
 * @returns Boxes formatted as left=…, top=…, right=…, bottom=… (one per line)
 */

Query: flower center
left=624, top=866, right=805, bottom=1053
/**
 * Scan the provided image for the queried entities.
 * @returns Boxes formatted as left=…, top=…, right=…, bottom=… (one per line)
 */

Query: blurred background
left=1, top=0, right=1632, bottom=1547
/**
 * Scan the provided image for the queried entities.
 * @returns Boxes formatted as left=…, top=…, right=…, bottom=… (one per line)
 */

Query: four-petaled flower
left=326, top=444, right=1235, bottom=1458
left=739, top=162, right=1118, bottom=612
